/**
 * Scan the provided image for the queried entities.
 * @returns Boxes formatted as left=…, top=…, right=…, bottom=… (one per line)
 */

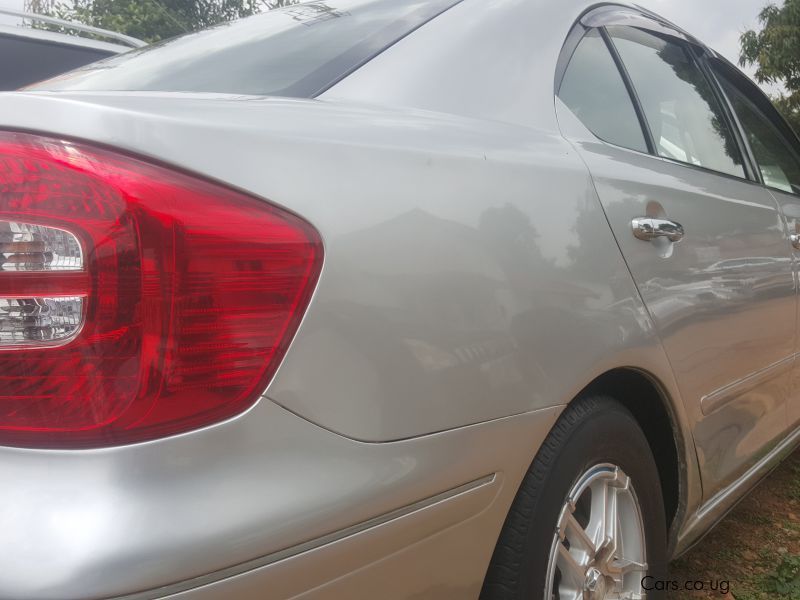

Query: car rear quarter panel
left=0, top=87, right=694, bottom=596
left=0, top=91, right=673, bottom=441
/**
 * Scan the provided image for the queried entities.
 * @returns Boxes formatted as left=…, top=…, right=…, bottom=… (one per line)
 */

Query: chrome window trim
left=710, top=56, right=800, bottom=198
left=691, top=47, right=762, bottom=182
left=604, top=25, right=752, bottom=181
left=581, top=6, right=691, bottom=43
left=557, top=4, right=761, bottom=185
left=598, top=25, right=657, bottom=155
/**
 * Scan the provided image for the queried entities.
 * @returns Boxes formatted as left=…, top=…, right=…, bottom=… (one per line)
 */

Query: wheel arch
left=576, top=367, right=690, bottom=544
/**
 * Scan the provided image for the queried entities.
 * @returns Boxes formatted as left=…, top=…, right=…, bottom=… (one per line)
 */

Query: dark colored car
left=0, top=8, right=144, bottom=90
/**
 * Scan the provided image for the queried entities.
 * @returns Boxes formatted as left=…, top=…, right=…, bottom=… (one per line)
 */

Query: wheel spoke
left=604, top=473, right=620, bottom=557
left=587, top=477, right=614, bottom=551
left=608, top=557, right=649, bottom=592
left=556, top=542, right=586, bottom=591
left=609, top=557, right=648, bottom=575
left=561, top=509, right=597, bottom=556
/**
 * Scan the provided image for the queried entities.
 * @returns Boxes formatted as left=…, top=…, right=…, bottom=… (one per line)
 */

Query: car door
left=555, top=10, right=796, bottom=498
left=711, top=59, right=800, bottom=428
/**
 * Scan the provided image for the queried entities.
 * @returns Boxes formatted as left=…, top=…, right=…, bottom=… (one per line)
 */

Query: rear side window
left=558, top=29, right=648, bottom=153
left=608, top=26, right=746, bottom=179
left=33, top=0, right=461, bottom=98
left=0, top=34, right=113, bottom=91
left=717, top=73, right=800, bottom=195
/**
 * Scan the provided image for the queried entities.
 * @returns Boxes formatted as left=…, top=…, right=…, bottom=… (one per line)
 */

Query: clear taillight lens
left=0, top=131, right=322, bottom=448
left=0, top=296, right=84, bottom=345
left=0, top=220, right=83, bottom=271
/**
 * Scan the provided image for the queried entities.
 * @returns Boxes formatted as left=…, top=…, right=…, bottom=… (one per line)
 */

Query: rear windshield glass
left=32, top=0, right=461, bottom=98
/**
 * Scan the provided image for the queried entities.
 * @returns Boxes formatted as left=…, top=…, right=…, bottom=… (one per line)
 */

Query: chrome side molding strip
left=700, top=354, right=795, bottom=416
left=676, top=423, right=800, bottom=555
left=116, top=473, right=497, bottom=600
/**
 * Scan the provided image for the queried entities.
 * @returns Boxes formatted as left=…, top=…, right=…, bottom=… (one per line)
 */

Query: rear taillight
left=0, top=131, right=322, bottom=448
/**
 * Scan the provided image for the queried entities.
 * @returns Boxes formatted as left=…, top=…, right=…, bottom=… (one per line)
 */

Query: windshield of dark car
left=0, top=33, right=114, bottom=91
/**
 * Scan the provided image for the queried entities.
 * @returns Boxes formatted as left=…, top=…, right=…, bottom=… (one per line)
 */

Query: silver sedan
left=0, top=0, right=799, bottom=599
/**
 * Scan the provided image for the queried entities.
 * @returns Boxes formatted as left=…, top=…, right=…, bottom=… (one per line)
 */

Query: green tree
left=740, top=0, right=800, bottom=134
left=26, top=0, right=297, bottom=43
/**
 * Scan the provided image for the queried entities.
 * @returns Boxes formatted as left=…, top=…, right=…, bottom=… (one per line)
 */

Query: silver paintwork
left=769, top=186, right=800, bottom=427
left=0, top=399, right=561, bottom=599
left=0, top=0, right=796, bottom=597
left=556, top=100, right=796, bottom=498
left=0, top=88, right=687, bottom=598
left=679, top=421, right=800, bottom=554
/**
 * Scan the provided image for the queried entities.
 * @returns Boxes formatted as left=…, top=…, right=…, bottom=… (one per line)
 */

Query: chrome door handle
left=790, top=234, right=800, bottom=250
left=631, top=217, right=684, bottom=243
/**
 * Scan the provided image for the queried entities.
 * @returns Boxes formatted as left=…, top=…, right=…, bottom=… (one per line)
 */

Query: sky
left=636, top=0, right=780, bottom=93
left=0, top=0, right=22, bottom=26
left=0, top=0, right=782, bottom=93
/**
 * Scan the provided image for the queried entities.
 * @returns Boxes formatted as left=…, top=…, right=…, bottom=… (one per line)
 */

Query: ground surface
left=669, top=450, right=800, bottom=599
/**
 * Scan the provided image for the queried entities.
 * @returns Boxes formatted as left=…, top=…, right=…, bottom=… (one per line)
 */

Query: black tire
left=480, top=395, right=668, bottom=599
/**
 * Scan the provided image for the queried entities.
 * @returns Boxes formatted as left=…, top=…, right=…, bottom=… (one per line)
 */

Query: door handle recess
left=631, top=217, right=684, bottom=243
left=790, top=233, right=800, bottom=251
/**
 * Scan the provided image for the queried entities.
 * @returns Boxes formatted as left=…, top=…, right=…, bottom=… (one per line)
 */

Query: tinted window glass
left=34, top=0, right=461, bottom=98
left=0, top=34, right=113, bottom=91
left=717, top=74, right=800, bottom=195
left=558, top=29, right=648, bottom=153
left=609, top=26, right=746, bottom=178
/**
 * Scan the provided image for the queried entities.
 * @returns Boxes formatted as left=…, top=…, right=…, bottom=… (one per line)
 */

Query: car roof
left=323, top=0, right=728, bottom=132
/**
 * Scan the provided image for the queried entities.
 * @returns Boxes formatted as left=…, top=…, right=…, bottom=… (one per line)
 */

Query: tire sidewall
left=517, top=399, right=668, bottom=598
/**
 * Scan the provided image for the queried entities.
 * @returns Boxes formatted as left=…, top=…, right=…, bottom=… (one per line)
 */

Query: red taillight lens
left=0, top=132, right=322, bottom=448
